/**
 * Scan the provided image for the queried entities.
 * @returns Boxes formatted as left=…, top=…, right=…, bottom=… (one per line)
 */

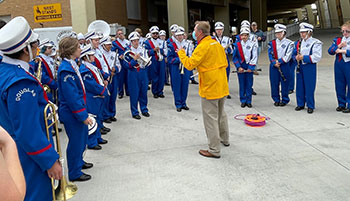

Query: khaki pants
left=201, top=97, right=229, bottom=156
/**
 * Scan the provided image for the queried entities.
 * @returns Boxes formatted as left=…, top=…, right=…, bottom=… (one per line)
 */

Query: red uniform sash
left=237, top=42, right=245, bottom=63
left=271, top=39, right=278, bottom=60
left=148, top=40, right=159, bottom=60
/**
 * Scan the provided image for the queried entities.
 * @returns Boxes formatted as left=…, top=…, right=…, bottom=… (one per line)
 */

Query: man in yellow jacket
left=177, top=21, right=229, bottom=158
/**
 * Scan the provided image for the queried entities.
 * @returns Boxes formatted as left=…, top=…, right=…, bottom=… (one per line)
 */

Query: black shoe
left=109, top=117, right=117, bottom=122
left=279, top=102, right=287, bottom=107
left=288, top=90, right=294, bottom=94
left=118, top=95, right=123, bottom=99
left=342, top=108, right=350, bottom=113
left=182, top=106, right=189, bottom=110
left=98, top=139, right=108, bottom=144
left=102, top=126, right=111, bottom=132
left=142, top=112, right=150, bottom=117
left=133, top=115, right=141, bottom=120
left=295, top=106, right=305, bottom=111
left=220, top=141, right=230, bottom=147
left=227, top=95, right=231, bottom=99
left=274, top=102, right=280, bottom=107
left=103, top=119, right=112, bottom=124
left=165, top=83, right=170, bottom=86
left=176, top=108, right=182, bottom=112
left=153, top=94, right=159, bottom=99
left=252, top=91, right=257, bottom=95
left=307, top=108, right=314, bottom=114
left=88, top=145, right=102, bottom=150
left=58, top=127, right=62, bottom=132
left=159, top=94, right=165, bottom=98
left=148, top=86, right=150, bottom=90
left=191, top=80, right=199, bottom=85
left=82, top=162, right=93, bottom=169
left=246, top=103, right=252, bottom=108
left=100, top=129, right=108, bottom=135
left=241, top=103, right=246, bottom=108
left=336, top=106, right=346, bottom=112
left=71, top=173, right=91, bottom=182
left=126, top=94, right=130, bottom=96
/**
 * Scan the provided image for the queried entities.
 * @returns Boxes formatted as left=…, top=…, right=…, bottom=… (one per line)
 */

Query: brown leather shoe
left=199, top=150, right=220, bottom=158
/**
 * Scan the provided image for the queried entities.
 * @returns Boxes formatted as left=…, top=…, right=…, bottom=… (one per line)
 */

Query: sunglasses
left=152, top=32, right=159, bottom=35
left=341, top=30, right=350, bottom=34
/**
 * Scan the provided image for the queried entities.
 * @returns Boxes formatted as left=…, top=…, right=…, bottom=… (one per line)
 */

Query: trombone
left=44, top=102, right=78, bottom=201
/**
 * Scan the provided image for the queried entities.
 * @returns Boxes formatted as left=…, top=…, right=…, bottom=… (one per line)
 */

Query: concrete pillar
left=340, top=0, right=350, bottom=23
left=317, top=0, right=332, bottom=28
left=305, top=5, right=315, bottom=25
left=214, top=3, right=230, bottom=35
left=70, top=0, right=96, bottom=33
left=328, top=0, right=341, bottom=28
left=167, top=0, right=188, bottom=32
left=296, top=8, right=304, bottom=22
left=250, top=0, right=267, bottom=31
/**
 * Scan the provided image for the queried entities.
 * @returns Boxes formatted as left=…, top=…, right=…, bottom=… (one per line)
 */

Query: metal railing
left=261, top=23, right=299, bottom=51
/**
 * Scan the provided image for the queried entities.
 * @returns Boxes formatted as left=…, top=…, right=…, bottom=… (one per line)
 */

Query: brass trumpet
left=44, top=102, right=78, bottom=201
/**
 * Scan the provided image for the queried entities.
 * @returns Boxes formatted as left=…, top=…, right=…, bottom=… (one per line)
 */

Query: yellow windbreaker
left=178, top=36, right=229, bottom=100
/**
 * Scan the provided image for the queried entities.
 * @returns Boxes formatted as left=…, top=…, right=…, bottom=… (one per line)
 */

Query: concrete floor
left=63, top=29, right=350, bottom=201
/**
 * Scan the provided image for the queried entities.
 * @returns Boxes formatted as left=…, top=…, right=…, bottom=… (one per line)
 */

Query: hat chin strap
left=27, top=43, right=33, bottom=61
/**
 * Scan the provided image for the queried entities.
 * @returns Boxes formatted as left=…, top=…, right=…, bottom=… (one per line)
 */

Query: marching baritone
left=293, top=22, right=322, bottom=114
left=268, top=24, right=294, bottom=107
left=144, top=26, right=166, bottom=98
left=167, top=26, right=192, bottom=112
left=328, top=21, right=350, bottom=113
left=232, top=27, right=258, bottom=108
left=57, top=37, right=93, bottom=182
left=0, top=16, right=62, bottom=201
left=80, top=44, right=109, bottom=150
left=214, top=21, right=233, bottom=99
left=123, top=32, right=151, bottom=120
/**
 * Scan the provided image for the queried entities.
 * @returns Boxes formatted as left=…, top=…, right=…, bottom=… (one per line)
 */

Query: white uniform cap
left=146, top=33, right=151, bottom=39
left=96, top=31, right=104, bottom=39
left=88, top=115, right=97, bottom=135
left=149, top=26, right=159, bottom=34
left=241, top=20, right=250, bottom=27
left=240, top=27, right=250, bottom=35
left=80, top=44, right=95, bottom=59
left=39, top=38, right=54, bottom=48
left=128, top=31, right=140, bottom=41
left=0, top=16, right=39, bottom=54
left=231, top=26, right=237, bottom=34
left=170, top=24, right=178, bottom=32
left=299, top=22, right=314, bottom=32
left=100, top=36, right=112, bottom=45
left=274, top=24, right=286, bottom=33
left=159, top=30, right=166, bottom=36
left=84, top=31, right=99, bottom=40
left=175, top=26, right=185, bottom=36
left=215, top=22, right=224, bottom=30
left=77, top=33, right=85, bottom=40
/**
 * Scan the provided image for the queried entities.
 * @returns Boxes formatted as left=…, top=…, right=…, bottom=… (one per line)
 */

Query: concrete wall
left=70, top=0, right=96, bottom=33
left=0, top=0, right=72, bottom=28
left=167, top=0, right=188, bottom=32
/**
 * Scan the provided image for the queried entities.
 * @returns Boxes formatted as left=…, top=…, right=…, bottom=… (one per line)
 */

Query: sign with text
left=34, top=3, right=62, bottom=23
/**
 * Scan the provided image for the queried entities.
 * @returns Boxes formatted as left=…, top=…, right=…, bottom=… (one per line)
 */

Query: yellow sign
left=34, top=3, right=62, bottom=23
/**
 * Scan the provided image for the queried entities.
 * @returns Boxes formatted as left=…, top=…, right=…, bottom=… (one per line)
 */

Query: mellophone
left=123, top=50, right=152, bottom=68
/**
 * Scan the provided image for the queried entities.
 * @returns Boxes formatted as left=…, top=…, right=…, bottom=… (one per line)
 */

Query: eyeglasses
left=152, top=33, right=159, bottom=35
left=341, top=30, right=350, bottom=34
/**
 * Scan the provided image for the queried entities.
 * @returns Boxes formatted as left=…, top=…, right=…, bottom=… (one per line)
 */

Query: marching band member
left=328, top=21, right=350, bottom=113
left=57, top=37, right=93, bottom=182
left=186, top=32, right=199, bottom=85
left=268, top=24, right=294, bottom=107
left=35, top=39, right=58, bottom=102
left=80, top=44, right=109, bottom=150
left=101, top=36, right=121, bottom=122
left=144, top=26, right=166, bottom=98
left=0, top=16, right=62, bottom=201
left=135, top=28, right=147, bottom=46
left=168, top=24, right=178, bottom=44
left=123, top=32, right=150, bottom=120
left=159, top=30, right=170, bottom=86
left=112, top=28, right=130, bottom=99
left=293, top=23, right=322, bottom=114
left=146, top=33, right=152, bottom=40
left=232, top=27, right=258, bottom=108
left=77, top=33, right=86, bottom=49
left=168, top=26, right=191, bottom=112
left=214, top=21, right=233, bottom=99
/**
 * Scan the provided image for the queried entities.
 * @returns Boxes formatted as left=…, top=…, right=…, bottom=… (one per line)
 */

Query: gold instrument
left=44, top=102, right=78, bottom=201
left=36, top=58, right=52, bottom=93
